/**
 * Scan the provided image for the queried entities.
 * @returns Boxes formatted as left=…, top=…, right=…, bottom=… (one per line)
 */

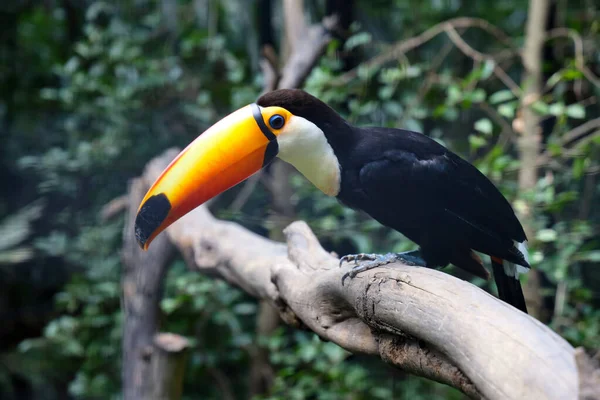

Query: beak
left=134, top=104, right=279, bottom=250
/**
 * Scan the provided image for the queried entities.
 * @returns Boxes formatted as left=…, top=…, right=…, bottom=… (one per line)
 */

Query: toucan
left=134, top=89, right=530, bottom=313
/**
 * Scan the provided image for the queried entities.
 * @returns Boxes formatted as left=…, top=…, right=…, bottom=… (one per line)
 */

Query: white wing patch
left=517, top=240, right=530, bottom=266
left=504, top=240, right=530, bottom=279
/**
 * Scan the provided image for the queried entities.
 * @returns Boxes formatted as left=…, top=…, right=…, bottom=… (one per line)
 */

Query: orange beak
left=135, top=103, right=288, bottom=250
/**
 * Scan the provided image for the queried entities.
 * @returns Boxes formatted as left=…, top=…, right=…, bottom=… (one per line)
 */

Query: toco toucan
left=134, top=89, right=530, bottom=313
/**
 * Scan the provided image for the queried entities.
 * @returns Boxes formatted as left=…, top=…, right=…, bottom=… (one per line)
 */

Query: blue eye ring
left=268, top=114, right=285, bottom=130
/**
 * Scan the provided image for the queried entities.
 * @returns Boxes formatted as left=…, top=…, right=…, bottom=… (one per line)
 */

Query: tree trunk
left=517, top=0, right=550, bottom=320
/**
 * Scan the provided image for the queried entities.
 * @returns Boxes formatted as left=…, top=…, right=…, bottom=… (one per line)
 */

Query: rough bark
left=146, top=333, right=190, bottom=400
left=131, top=149, right=579, bottom=400
left=576, top=349, right=600, bottom=400
left=122, top=164, right=176, bottom=400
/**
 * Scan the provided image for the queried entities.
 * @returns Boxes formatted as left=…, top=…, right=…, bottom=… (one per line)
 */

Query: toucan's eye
left=269, top=114, right=285, bottom=130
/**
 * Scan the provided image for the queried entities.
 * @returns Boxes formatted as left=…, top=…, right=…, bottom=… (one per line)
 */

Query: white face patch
left=274, top=115, right=341, bottom=196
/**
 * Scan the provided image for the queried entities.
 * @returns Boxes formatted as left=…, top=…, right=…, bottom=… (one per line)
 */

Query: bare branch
left=100, top=195, right=128, bottom=222
left=444, top=26, right=521, bottom=96
left=229, top=173, right=262, bottom=212
left=561, top=117, right=600, bottom=147
left=546, top=28, right=600, bottom=88
left=278, top=14, right=338, bottom=90
left=333, top=17, right=518, bottom=86
left=260, top=45, right=280, bottom=94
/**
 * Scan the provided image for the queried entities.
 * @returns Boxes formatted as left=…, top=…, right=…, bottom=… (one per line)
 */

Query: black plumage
left=258, top=89, right=530, bottom=312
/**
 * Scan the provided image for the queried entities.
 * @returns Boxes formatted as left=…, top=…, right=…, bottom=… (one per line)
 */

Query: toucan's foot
left=340, top=250, right=427, bottom=282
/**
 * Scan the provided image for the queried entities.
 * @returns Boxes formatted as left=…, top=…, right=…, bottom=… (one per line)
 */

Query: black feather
left=492, top=258, right=528, bottom=313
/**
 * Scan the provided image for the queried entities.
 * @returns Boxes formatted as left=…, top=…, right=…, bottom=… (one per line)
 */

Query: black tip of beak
left=134, top=193, right=172, bottom=249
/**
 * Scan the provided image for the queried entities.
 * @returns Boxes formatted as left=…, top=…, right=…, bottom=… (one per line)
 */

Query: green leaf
left=566, top=104, right=586, bottom=119
left=469, top=135, right=486, bottom=150
left=576, top=251, right=600, bottom=262
left=536, top=229, right=557, bottom=242
left=447, top=85, right=462, bottom=104
left=498, top=103, right=516, bottom=118
left=549, top=102, right=565, bottom=116
left=470, top=88, right=486, bottom=103
left=489, top=90, right=514, bottom=104
left=0, top=202, right=43, bottom=252
left=160, top=298, right=181, bottom=314
left=378, top=86, right=395, bottom=100
left=344, top=32, right=372, bottom=51
left=474, top=118, right=493, bottom=135
left=481, top=59, right=496, bottom=80
left=572, top=157, right=586, bottom=179
left=531, top=101, right=550, bottom=115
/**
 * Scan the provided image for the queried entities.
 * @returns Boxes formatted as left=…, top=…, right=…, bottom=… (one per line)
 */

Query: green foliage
left=1, top=0, right=599, bottom=399
left=257, top=328, right=462, bottom=400
left=0, top=202, right=43, bottom=265
left=161, top=263, right=258, bottom=398
left=17, top=220, right=123, bottom=398
left=260, top=329, right=392, bottom=400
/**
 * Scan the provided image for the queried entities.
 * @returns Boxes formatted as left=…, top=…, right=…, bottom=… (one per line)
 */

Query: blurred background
left=1, top=0, right=599, bottom=399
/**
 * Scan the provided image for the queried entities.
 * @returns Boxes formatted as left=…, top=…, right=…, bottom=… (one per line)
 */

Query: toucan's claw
left=339, top=253, right=381, bottom=267
left=340, top=250, right=427, bottom=283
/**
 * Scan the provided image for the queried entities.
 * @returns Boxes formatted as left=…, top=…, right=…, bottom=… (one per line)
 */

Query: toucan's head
left=135, top=89, right=348, bottom=250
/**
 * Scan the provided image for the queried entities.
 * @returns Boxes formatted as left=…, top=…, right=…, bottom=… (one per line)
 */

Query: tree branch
left=332, top=17, right=518, bottom=86
left=146, top=333, right=190, bottom=400
left=546, top=28, right=600, bottom=88
left=444, top=25, right=521, bottom=96
left=560, top=117, right=600, bottom=147
left=277, top=2, right=338, bottom=90
left=130, top=149, right=579, bottom=400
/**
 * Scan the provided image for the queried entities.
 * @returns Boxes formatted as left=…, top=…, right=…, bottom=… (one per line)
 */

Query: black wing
left=349, top=127, right=526, bottom=264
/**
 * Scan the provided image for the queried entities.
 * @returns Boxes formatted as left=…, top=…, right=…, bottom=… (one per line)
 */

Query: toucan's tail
left=491, top=256, right=528, bottom=313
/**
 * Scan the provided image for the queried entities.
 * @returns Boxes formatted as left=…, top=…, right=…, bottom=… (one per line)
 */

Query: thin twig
left=230, top=173, right=262, bottom=212
left=444, top=26, right=521, bottom=96
left=332, top=17, right=518, bottom=87
left=477, top=102, right=516, bottom=149
left=546, top=28, right=600, bottom=88
left=561, top=117, right=600, bottom=146
left=100, top=195, right=128, bottom=221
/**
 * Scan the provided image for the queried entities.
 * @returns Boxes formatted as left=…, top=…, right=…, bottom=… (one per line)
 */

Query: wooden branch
left=277, top=0, right=337, bottom=90
left=444, top=26, right=521, bottom=96
left=146, top=333, right=190, bottom=400
left=131, top=149, right=579, bottom=400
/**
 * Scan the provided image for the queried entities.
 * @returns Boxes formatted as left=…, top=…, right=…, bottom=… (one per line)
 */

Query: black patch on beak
left=251, top=103, right=276, bottom=141
left=251, top=103, right=279, bottom=166
left=263, top=140, right=279, bottom=167
left=135, top=193, right=171, bottom=249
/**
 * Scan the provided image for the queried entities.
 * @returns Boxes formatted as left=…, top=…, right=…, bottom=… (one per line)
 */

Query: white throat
left=275, top=115, right=341, bottom=196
